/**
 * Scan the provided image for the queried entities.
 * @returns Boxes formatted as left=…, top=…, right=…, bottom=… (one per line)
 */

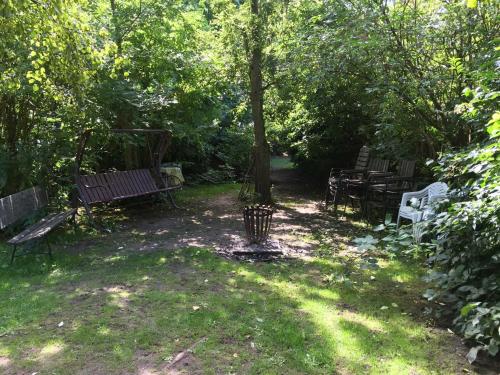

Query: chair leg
left=396, top=215, right=401, bottom=233
left=10, top=244, right=17, bottom=265
left=324, top=187, right=331, bottom=209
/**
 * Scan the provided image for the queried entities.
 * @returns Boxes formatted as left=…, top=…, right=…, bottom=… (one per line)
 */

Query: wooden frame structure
left=74, top=129, right=179, bottom=224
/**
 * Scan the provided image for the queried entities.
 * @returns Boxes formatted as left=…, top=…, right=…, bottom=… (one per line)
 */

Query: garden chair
left=364, top=160, right=416, bottom=221
left=396, top=182, right=448, bottom=241
left=324, top=145, right=370, bottom=210
left=341, top=158, right=390, bottom=214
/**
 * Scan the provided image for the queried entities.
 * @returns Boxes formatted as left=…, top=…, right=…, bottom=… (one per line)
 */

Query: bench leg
left=166, top=191, right=179, bottom=209
left=45, top=237, right=53, bottom=261
left=10, top=244, right=17, bottom=265
left=81, top=201, right=108, bottom=232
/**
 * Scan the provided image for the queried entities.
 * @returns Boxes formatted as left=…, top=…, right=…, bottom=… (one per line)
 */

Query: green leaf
left=466, top=0, right=477, bottom=8
left=486, top=112, right=500, bottom=138
left=460, top=303, right=479, bottom=317
left=487, top=341, right=498, bottom=356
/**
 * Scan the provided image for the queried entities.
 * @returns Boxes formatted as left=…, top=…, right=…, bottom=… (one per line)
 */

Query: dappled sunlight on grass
left=39, top=341, right=65, bottom=359
left=0, top=172, right=477, bottom=375
left=0, top=247, right=471, bottom=374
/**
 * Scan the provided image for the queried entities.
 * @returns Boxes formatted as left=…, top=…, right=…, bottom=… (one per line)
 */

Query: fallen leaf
left=192, top=306, right=200, bottom=311
left=391, top=303, right=398, bottom=307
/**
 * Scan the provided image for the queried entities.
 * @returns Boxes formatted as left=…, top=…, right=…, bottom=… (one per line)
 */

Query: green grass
left=175, top=182, right=241, bottom=204
left=271, top=156, right=294, bottom=170
left=0, top=185, right=469, bottom=374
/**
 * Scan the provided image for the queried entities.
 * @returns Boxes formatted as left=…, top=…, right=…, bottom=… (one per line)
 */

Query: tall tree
left=249, top=0, right=271, bottom=203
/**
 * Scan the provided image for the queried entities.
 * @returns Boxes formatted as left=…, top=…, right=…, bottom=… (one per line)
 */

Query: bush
left=422, top=113, right=499, bottom=361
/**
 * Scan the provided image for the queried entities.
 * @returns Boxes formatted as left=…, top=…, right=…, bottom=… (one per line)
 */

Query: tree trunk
left=249, top=0, right=271, bottom=203
left=2, top=95, right=22, bottom=195
left=110, top=0, right=137, bottom=170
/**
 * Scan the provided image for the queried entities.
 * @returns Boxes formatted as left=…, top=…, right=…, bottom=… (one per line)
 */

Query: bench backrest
left=77, top=174, right=114, bottom=205
left=0, top=186, right=48, bottom=230
left=77, top=169, right=160, bottom=205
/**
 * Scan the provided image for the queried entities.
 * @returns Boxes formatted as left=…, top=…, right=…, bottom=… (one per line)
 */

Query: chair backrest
left=353, top=146, right=370, bottom=170
left=419, top=182, right=449, bottom=209
left=367, top=158, right=390, bottom=172
left=0, top=186, right=48, bottom=230
left=397, top=160, right=416, bottom=178
left=428, top=182, right=448, bottom=197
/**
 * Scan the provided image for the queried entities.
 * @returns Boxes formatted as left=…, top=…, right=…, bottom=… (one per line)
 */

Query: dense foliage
left=422, top=81, right=499, bottom=362
left=266, top=0, right=498, bottom=176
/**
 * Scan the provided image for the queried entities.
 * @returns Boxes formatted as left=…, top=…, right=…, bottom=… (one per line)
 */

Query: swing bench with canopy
left=75, top=128, right=181, bottom=223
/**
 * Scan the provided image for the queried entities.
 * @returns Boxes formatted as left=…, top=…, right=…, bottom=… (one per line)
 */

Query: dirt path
left=113, top=158, right=346, bottom=260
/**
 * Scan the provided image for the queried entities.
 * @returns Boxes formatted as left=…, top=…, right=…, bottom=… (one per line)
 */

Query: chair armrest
left=340, top=168, right=366, bottom=175
left=367, top=171, right=393, bottom=177
left=428, top=194, right=447, bottom=203
left=366, top=172, right=393, bottom=182
left=401, top=188, right=428, bottom=207
left=328, top=168, right=342, bottom=178
left=339, top=169, right=366, bottom=179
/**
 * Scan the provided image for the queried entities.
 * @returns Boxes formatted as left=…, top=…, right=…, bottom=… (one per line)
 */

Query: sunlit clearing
left=39, top=342, right=65, bottom=358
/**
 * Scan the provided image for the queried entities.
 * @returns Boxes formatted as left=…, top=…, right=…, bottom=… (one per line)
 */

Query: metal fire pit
left=243, top=205, right=274, bottom=244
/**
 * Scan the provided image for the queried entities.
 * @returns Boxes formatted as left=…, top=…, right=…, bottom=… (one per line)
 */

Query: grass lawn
left=0, top=183, right=472, bottom=374
left=270, top=156, right=294, bottom=170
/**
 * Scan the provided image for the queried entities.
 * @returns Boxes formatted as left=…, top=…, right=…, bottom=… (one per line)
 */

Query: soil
left=107, top=164, right=346, bottom=262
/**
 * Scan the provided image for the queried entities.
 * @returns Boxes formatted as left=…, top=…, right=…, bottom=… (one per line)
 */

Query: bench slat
left=8, top=209, right=76, bottom=244
left=78, top=175, right=113, bottom=204
left=105, top=169, right=158, bottom=200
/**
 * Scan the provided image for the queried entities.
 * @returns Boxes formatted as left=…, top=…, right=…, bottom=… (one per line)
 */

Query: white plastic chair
left=397, top=182, right=449, bottom=240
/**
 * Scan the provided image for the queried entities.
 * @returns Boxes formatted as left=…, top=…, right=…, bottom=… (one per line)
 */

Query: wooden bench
left=76, top=168, right=180, bottom=223
left=0, top=186, right=76, bottom=264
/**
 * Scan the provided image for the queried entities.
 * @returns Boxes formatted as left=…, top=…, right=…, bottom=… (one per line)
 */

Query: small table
left=160, top=165, right=184, bottom=187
